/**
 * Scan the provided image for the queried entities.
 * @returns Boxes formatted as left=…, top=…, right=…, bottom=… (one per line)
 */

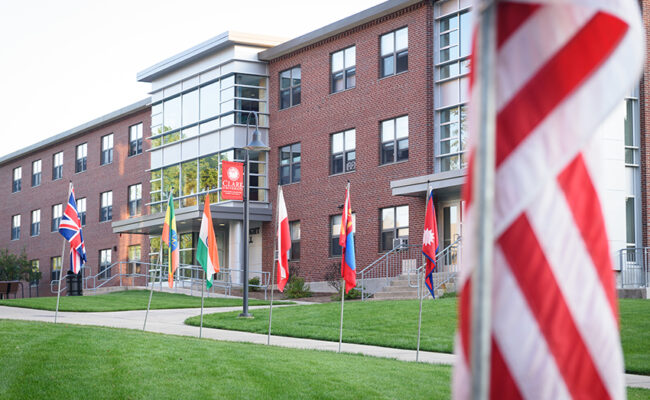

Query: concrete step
left=389, top=278, right=417, bottom=287
left=373, top=290, right=421, bottom=300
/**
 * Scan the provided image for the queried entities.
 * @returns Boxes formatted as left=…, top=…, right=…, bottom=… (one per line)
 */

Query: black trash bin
left=66, top=271, right=83, bottom=296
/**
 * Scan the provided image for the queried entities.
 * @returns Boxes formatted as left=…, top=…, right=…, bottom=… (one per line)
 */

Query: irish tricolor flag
left=276, top=186, right=290, bottom=292
left=197, top=195, right=219, bottom=288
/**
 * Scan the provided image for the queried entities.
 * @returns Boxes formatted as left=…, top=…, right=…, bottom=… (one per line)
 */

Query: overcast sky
left=0, top=0, right=384, bottom=158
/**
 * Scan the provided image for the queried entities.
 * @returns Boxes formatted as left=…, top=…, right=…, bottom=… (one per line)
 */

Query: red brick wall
left=263, top=2, right=433, bottom=283
left=0, top=106, right=151, bottom=297
left=640, top=0, right=650, bottom=248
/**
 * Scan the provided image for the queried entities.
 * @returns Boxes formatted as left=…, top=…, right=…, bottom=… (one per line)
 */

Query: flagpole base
left=238, top=312, right=254, bottom=319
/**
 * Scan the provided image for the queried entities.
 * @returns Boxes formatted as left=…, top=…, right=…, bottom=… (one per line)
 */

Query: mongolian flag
left=339, top=183, right=356, bottom=294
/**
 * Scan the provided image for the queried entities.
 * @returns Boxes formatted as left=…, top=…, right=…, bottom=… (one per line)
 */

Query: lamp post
left=240, top=111, right=270, bottom=318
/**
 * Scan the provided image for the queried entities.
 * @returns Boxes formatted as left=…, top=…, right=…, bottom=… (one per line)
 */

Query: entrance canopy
left=390, top=169, right=465, bottom=201
left=112, top=201, right=271, bottom=235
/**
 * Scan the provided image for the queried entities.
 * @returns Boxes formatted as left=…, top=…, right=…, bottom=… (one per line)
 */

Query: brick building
left=1, top=0, right=647, bottom=297
left=259, top=0, right=434, bottom=285
left=0, top=100, right=151, bottom=297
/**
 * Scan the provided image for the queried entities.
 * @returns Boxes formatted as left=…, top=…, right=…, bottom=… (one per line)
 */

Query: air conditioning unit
left=393, top=238, right=408, bottom=249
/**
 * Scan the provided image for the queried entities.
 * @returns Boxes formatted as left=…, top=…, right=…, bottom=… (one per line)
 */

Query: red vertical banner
left=221, top=161, right=244, bottom=200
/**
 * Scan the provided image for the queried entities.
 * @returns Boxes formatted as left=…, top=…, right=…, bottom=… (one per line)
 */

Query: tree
left=0, top=248, right=39, bottom=282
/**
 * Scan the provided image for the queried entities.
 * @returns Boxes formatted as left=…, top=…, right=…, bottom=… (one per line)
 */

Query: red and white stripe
left=454, top=1, right=643, bottom=399
left=276, top=186, right=291, bottom=292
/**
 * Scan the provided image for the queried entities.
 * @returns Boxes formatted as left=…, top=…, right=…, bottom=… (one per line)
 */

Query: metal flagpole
left=338, top=278, right=345, bottom=353
left=267, top=251, right=276, bottom=345
left=54, top=240, right=66, bottom=323
left=416, top=261, right=424, bottom=362
left=55, top=182, right=72, bottom=324
left=268, top=186, right=281, bottom=345
left=200, top=268, right=205, bottom=338
left=416, top=184, right=432, bottom=362
left=338, top=181, right=350, bottom=354
left=471, top=2, right=497, bottom=399
left=144, top=192, right=168, bottom=331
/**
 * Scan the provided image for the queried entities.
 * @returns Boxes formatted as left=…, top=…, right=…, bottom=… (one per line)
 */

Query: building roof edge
left=0, top=98, right=151, bottom=167
left=137, top=31, right=286, bottom=82
left=258, top=0, right=421, bottom=61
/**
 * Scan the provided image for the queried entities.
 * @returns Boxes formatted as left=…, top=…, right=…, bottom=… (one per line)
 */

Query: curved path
left=0, top=305, right=647, bottom=389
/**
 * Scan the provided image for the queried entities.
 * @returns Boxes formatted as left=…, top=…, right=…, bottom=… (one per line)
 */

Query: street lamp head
left=244, top=129, right=270, bottom=151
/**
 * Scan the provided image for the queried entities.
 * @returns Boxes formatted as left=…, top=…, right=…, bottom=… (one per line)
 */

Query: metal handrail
left=357, top=236, right=462, bottom=301
left=618, top=247, right=649, bottom=288
left=357, top=244, right=411, bottom=275
left=410, top=236, right=462, bottom=278
left=407, top=236, right=462, bottom=298
left=49, top=260, right=272, bottom=299
left=358, top=244, right=422, bottom=300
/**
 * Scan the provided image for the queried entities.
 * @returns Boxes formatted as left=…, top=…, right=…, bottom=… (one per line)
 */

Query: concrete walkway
left=0, top=305, right=648, bottom=390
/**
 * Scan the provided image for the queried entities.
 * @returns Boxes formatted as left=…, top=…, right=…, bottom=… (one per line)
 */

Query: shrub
left=330, top=286, right=362, bottom=301
left=324, top=262, right=342, bottom=292
left=248, top=276, right=261, bottom=292
left=284, top=276, right=312, bottom=299
left=0, top=248, right=38, bottom=282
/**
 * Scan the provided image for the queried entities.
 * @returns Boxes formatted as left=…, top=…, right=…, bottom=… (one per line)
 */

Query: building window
left=381, top=115, right=409, bottom=164
left=279, top=143, right=301, bottom=185
left=31, top=209, right=40, bottom=237
left=129, top=184, right=142, bottom=216
left=52, top=152, right=63, bottom=180
left=101, top=134, right=114, bottom=165
left=439, top=105, right=468, bottom=171
left=30, top=260, right=39, bottom=287
left=380, top=27, right=408, bottom=77
left=51, top=204, right=62, bottom=232
left=438, top=10, right=472, bottom=80
left=330, top=213, right=356, bottom=257
left=100, top=191, right=112, bottom=222
left=280, top=66, right=301, bottom=109
left=289, top=221, right=301, bottom=261
left=51, top=256, right=61, bottom=282
left=129, top=123, right=143, bottom=156
left=76, top=198, right=86, bottom=226
left=11, top=215, right=20, bottom=240
left=75, top=143, right=87, bottom=173
left=331, top=46, right=356, bottom=93
left=150, top=74, right=269, bottom=148
left=99, top=249, right=111, bottom=280
left=381, top=205, right=409, bottom=251
left=32, top=160, right=41, bottom=187
left=331, top=129, right=356, bottom=174
left=12, top=167, right=21, bottom=193
left=128, top=245, right=142, bottom=274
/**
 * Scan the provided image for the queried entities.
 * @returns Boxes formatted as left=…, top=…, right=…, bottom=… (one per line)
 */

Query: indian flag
left=196, top=195, right=219, bottom=288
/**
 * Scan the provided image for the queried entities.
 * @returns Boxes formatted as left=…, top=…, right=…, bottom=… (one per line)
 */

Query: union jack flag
left=58, top=183, right=87, bottom=274
left=454, top=1, right=643, bottom=399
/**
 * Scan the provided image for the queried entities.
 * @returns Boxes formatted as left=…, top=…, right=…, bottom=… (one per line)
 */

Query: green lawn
left=0, top=320, right=450, bottom=400
left=187, top=298, right=650, bottom=375
left=0, top=290, right=290, bottom=312
left=0, top=320, right=648, bottom=400
left=620, top=299, right=650, bottom=375
left=188, top=298, right=458, bottom=353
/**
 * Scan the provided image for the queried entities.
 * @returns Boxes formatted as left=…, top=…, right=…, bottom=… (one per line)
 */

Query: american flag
left=454, top=1, right=643, bottom=399
left=58, top=183, right=87, bottom=274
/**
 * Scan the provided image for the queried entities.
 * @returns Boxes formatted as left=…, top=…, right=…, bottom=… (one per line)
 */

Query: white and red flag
left=276, top=186, right=291, bottom=292
left=454, top=1, right=643, bottom=400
